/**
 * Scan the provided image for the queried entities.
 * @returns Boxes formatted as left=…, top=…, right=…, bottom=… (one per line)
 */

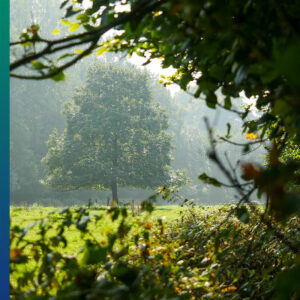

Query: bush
left=10, top=203, right=300, bottom=299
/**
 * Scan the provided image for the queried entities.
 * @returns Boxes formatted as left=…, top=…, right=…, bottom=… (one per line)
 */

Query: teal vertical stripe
left=0, top=0, right=10, bottom=298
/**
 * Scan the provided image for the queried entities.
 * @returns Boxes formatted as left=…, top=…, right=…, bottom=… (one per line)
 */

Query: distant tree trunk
left=111, top=179, right=118, bottom=203
left=111, top=135, right=119, bottom=204
left=131, top=200, right=135, bottom=216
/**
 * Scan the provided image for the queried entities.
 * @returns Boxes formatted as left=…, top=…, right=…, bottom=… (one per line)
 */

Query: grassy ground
left=10, top=204, right=186, bottom=224
left=10, top=205, right=190, bottom=258
left=10, top=204, right=191, bottom=287
left=10, top=204, right=299, bottom=299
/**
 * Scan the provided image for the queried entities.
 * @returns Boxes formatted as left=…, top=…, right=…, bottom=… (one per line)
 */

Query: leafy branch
left=10, top=0, right=165, bottom=80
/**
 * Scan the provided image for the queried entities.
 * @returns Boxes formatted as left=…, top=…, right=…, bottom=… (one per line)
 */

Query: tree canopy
left=42, top=62, right=173, bottom=202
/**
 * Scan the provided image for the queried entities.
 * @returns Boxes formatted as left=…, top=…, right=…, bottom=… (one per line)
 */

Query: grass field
left=10, top=204, right=194, bottom=291
left=10, top=204, right=192, bottom=258
left=10, top=204, right=186, bottom=224
left=10, top=204, right=298, bottom=299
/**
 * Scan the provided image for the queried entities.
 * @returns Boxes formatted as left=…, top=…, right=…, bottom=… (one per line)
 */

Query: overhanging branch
left=10, top=0, right=165, bottom=79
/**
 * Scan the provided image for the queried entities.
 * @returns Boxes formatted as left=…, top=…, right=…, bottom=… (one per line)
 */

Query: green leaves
left=64, top=5, right=82, bottom=18
left=276, top=255, right=300, bottom=300
left=61, top=19, right=70, bottom=26
left=96, top=47, right=108, bottom=56
left=224, top=96, right=232, bottom=110
left=209, top=64, right=225, bottom=81
left=81, top=241, right=107, bottom=265
left=275, top=41, right=300, bottom=90
left=197, top=78, right=217, bottom=92
left=77, top=216, right=90, bottom=232
left=76, top=13, right=90, bottom=24
left=179, top=73, right=193, bottom=90
left=198, top=173, right=221, bottom=187
left=51, top=70, right=66, bottom=82
left=43, top=62, right=173, bottom=193
left=52, top=29, right=60, bottom=35
left=68, top=22, right=80, bottom=33
left=91, top=0, right=103, bottom=14
left=31, top=60, right=46, bottom=70
left=235, top=206, right=250, bottom=223
left=109, top=207, right=120, bottom=221
left=205, top=91, right=217, bottom=109
left=141, top=199, right=154, bottom=213
left=111, top=262, right=139, bottom=286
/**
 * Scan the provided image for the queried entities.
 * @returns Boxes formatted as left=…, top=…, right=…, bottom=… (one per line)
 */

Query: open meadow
left=10, top=204, right=187, bottom=256
left=10, top=204, right=299, bottom=299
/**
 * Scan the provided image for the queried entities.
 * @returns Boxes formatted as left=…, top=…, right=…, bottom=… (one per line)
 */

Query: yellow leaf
left=221, top=286, right=237, bottom=293
left=111, top=200, right=117, bottom=206
left=52, top=29, right=60, bottom=35
left=246, top=132, right=258, bottom=140
left=242, top=163, right=261, bottom=179
left=68, top=22, right=80, bottom=32
left=75, top=49, right=83, bottom=54
left=10, top=248, right=22, bottom=260
left=21, top=41, right=31, bottom=47
left=96, top=47, right=108, bottom=56
left=61, top=19, right=70, bottom=26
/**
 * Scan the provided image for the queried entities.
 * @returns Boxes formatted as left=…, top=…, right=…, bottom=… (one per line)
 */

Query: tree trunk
left=111, top=179, right=118, bottom=204
left=111, top=135, right=119, bottom=204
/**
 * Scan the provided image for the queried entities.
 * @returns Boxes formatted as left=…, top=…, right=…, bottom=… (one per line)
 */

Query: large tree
left=42, top=62, right=172, bottom=202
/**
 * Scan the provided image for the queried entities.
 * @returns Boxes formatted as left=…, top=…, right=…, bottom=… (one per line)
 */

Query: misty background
left=10, top=0, right=265, bottom=206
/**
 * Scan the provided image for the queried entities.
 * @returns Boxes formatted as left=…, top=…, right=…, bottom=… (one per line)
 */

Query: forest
left=10, top=0, right=300, bottom=299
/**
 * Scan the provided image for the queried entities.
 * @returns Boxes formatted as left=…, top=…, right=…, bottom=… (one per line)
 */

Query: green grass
left=10, top=204, right=191, bottom=288
left=10, top=204, right=299, bottom=299
left=10, top=204, right=225, bottom=267
left=10, top=205, right=188, bottom=257
left=10, top=204, right=186, bottom=224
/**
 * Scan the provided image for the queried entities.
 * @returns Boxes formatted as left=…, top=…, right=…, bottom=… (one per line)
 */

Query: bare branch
left=219, top=136, right=268, bottom=146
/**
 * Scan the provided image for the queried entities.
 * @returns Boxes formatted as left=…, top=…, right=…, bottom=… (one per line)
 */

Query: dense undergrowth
left=10, top=204, right=300, bottom=299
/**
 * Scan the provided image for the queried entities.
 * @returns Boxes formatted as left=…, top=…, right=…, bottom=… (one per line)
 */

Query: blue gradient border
left=0, top=0, right=10, bottom=298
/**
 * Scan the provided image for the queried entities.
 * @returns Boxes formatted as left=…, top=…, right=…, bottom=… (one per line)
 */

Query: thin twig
left=220, top=136, right=268, bottom=146
left=204, top=118, right=300, bottom=254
